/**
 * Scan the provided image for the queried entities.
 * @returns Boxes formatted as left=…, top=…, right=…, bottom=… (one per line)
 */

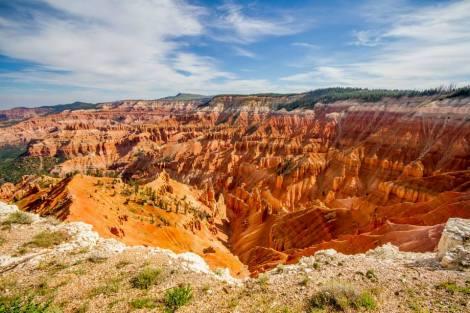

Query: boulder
left=437, top=218, right=470, bottom=269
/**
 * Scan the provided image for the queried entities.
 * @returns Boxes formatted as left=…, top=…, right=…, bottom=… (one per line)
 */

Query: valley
left=1, top=88, right=469, bottom=277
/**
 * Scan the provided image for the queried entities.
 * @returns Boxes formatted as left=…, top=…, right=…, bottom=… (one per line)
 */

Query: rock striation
left=1, top=91, right=469, bottom=275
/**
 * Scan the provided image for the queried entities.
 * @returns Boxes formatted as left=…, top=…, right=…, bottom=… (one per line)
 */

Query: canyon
left=1, top=89, right=469, bottom=276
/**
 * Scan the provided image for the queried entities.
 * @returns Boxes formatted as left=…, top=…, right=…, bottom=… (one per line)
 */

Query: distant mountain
left=0, top=101, right=97, bottom=121
left=159, top=93, right=211, bottom=101
left=42, top=101, right=97, bottom=113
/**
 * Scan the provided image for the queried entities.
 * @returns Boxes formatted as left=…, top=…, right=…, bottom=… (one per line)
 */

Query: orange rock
left=1, top=93, right=469, bottom=275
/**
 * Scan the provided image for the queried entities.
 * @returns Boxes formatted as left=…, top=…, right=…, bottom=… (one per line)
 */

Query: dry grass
left=2, top=211, right=33, bottom=226
left=25, top=230, right=69, bottom=248
left=307, top=281, right=378, bottom=312
left=130, top=267, right=161, bottom=289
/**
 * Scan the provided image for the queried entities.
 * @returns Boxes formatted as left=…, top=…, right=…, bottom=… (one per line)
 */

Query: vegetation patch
left=300, top=275, right=310, bottom=286
left=365, top=269, right=378, bottom=282
left=115, top=260, right=131, bottom=269
left=89, top=278, right=121, bottom=297
left=130, top=267, right=161, bottom=289
left=280, top=86, right=470, bottom=111
left=307, top=281, right=377, bottom=311
left=257, top=274, right=269, bottom=289
left=87, top=255, right=108, bottom=264
left=129, top=297, right=157, bottom=310
left=36, top=260, right=68, bottom=273
left=435, top=281, right=470, bottom=295
left=0, top=144, right=63, bottom=184
left=0, top=297, right=52, bottom=313
left=2, top=211, right=33, bottom=226
left=163, top=284, right=193, bottom=313
left=25, top=230, right=69, bottom=249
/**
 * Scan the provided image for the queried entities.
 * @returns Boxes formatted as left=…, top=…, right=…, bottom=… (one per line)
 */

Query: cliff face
left=1, top=93, right=469, bottom=275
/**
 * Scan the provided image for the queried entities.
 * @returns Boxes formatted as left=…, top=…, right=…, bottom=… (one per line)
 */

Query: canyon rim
left=1, top=0, right=470, bottom=312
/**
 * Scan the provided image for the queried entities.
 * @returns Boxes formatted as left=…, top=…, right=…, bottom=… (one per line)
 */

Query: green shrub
left=130, top=267, right=161, bottom=289
left=0, top=297, right=52, bottom=313
left=129, top=297, right=156, bottom=309
left=300, top=275, right=310, bottom=286
left=164, top=284, right=193, bottom=313
left=257, top=274, right=269, bottom=288
left=366, top=269, right=378, bottom=282
left=2, top=212, right=33, bottom=225
left=354, top=292, right=377, bottom=310
left=308, top=282, right=377, bottom=311
left=26, top=231, right=69, bottom=248
left=435, top=281, right=470, bottom=295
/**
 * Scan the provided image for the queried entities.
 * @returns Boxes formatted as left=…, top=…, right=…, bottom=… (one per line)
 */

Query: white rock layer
left=437, top=218, right=470, bottom=269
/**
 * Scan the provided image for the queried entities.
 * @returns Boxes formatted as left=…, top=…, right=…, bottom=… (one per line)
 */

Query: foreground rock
left=438, top=218, right=470, bottom=269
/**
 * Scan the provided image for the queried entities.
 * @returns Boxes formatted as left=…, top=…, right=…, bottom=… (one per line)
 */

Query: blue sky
left=0, top=0, right=469, bottom=108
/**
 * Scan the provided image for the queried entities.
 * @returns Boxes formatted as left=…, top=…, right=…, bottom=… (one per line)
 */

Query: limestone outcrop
left=438, top=218, right=470, bottom=269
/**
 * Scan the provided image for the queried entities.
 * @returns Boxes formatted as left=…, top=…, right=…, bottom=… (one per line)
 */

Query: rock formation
left=1, top=90, right=469, bottom=275
left=438, top=218, right=470, bottom=269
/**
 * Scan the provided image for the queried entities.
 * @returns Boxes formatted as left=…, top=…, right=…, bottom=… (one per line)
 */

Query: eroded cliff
left=1, top=90, right=469, bottom=275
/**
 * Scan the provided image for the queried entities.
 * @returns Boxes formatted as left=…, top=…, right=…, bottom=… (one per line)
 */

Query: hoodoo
left=1, top=89, right=469, bottom=276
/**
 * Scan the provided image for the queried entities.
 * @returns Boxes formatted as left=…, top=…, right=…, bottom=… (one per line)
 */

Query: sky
left=0, top=0, right=469, bottom=108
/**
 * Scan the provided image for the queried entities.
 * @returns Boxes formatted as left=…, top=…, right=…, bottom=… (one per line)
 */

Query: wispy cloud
left=351, top=30, right=382, bottom=47
left=291, top=42, right=319, bottom=49
left=282, top=0, right=470, bottom=89
left=211, top=2, right=308, bottom=44
left=233, top=47, right=256, bottom=58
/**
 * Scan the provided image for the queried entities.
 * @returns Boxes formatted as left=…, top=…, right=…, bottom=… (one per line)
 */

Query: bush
left=26, top=231, right=69, bottom=248
left=130, top=267, right=161, bottom=289
left=257, top=274, right=269, bottom=288
left=308, top=282, right=377, bottom=311
left=164, top=284, right=193, bottom=313
left=366, top=269, right=378, bottom=282
left=2, top=212, right=33, bottom=225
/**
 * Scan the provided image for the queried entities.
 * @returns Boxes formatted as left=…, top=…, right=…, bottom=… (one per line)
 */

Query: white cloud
left=212, top=3, right=307, bottom=44
left=291, top=42, right=319, bottom=49
left=282, top=0, right=470, bottom=89
left=352, top=30, right=382, bottom=47
left=233, top=47, right=256, bottom=58
left=0, top=0, right=290, bottom=106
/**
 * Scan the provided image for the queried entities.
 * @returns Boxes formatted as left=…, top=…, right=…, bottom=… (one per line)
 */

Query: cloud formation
left=212, top=3, right=306, bottom=43
left=282, top=0, right=470, bottom=89
left=0, top=0, right=469, bottom=107
left=0, top=0, right=300, bottom=106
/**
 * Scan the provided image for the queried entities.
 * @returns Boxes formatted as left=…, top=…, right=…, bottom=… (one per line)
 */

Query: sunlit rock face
left=1, top=93, right=469, bottom=275
left=438, top=218, right=470, bottom=269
